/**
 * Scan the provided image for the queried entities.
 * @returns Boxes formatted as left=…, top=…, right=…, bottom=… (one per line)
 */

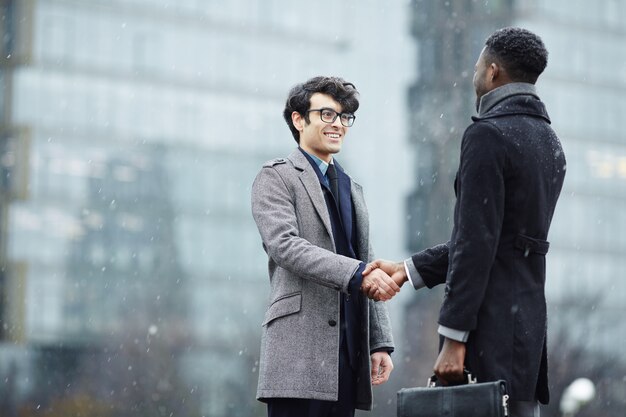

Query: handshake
left=359, top=260, right=408, bottom=302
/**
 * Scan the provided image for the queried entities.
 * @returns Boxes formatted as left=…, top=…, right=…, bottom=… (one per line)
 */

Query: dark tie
left=326, top=163, right=340, bottom=210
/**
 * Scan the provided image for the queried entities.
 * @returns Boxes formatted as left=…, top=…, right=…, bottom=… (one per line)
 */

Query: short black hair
left=484, top=27, right=548, bottom=84
left=283, top=76, right=360, bottom=143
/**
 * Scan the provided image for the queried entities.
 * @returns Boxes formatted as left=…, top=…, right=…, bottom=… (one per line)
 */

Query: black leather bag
left=397, top=373, right=510, bottom=417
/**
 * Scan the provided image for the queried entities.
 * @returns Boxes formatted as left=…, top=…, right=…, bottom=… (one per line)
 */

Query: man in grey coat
left=365, top=28, right=566, bottom=417
left=251, top=76, right=398, bottom=417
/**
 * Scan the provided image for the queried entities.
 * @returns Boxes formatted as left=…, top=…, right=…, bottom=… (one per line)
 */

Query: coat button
left=328, top=320, right=337, bottom=327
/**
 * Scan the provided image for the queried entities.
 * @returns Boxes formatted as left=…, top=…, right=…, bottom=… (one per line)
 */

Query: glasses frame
left=305, top=108, right=356, bottom=127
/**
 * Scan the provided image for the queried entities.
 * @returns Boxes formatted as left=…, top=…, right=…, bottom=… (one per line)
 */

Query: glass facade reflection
left=0, top=1, right=414, bottom=416
left=530, top=0, right=626, bottom=352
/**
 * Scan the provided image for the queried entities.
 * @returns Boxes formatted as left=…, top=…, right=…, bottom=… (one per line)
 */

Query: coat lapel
left=288, top=150, right=334, bottom=241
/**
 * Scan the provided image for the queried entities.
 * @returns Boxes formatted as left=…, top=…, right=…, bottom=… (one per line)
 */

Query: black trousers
left=266, top=342, right=357, bottom=417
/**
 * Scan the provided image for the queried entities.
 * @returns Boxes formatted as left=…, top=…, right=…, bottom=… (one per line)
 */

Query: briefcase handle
left=427, top=369, right=476, bottom=388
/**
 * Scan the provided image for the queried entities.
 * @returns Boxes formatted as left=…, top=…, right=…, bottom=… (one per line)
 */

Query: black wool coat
left=412, top=91, right=566, bottom=403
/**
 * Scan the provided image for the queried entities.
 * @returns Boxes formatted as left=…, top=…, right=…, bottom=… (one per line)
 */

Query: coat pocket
left=262, top=292, right=302, bottom=326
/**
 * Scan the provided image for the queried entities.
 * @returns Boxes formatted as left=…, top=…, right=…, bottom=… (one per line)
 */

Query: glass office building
left=4, top=0, right=622, bottom=416
left=0, top=1, right=414, bottom=416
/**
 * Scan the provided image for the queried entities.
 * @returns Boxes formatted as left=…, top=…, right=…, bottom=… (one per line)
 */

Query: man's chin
left=328, top=145, right=342, bottom=154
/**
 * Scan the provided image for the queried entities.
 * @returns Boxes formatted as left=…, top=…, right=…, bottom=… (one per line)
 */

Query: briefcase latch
left=503, top=394, right=510, bottom=416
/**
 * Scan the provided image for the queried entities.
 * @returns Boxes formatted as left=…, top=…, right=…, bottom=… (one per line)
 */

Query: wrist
left=396, top=262, right=408, bottom=283
left=443, top=337, right=466, bottom=350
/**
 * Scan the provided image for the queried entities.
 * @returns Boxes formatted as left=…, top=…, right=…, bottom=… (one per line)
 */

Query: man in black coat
left=365, top=27, right=566, bottom=417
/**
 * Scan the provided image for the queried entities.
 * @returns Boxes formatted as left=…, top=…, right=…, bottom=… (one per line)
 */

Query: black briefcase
left=397, top=373, right=510, bottom=417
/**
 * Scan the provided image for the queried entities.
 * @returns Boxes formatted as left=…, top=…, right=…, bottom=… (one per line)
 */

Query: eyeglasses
left=306, top=108, right=356, bottom=127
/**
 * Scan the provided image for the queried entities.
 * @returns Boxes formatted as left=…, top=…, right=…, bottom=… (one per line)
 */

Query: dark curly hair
left=283, top=76, right=360, bottom=143
left=484, top=27, right=548, bottom=84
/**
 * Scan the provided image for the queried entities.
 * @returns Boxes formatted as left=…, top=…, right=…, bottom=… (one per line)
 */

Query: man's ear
left=489, top=62, right=500, bottom=82
left=292, top=111, right=305, bottom=132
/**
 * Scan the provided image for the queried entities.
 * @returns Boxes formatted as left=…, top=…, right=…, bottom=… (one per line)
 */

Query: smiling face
left=292, top=93, right=348, bottom=163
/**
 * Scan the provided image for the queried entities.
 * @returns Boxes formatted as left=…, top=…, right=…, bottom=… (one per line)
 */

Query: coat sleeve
left=251, top=166, right=361, bottom=293
left=410, top=242, right=450, bottom=288
left=438, top=122, right=507, bottom=331
left=365, top=246, right=395, bottom=351
left=368, top=298, right=395, bottom=352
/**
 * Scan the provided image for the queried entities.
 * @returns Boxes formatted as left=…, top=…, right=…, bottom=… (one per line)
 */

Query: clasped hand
left=360, top=259, right=409, bottom=301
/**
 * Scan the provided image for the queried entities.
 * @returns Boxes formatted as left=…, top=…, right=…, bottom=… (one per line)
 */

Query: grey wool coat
left=251, top=149, right=394, bottom=410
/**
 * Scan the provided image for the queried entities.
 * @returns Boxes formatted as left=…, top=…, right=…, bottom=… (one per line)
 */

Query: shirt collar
left=299, top=148, right=332, bottom=176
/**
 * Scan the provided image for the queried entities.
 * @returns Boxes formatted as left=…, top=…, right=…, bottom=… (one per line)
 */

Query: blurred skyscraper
left=406, top=0, right=626, bottom=415
left=0, top=1, right=413, bottom=416
left=5, top=1, right=622, bottom=416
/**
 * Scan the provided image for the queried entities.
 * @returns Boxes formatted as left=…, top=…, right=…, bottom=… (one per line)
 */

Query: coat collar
left=473, top=82, right=551, bottom=124
left=477, top=82, right=538, bottom=115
